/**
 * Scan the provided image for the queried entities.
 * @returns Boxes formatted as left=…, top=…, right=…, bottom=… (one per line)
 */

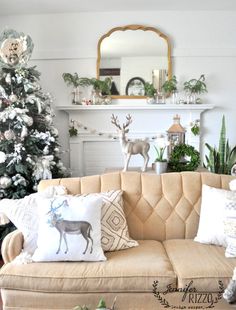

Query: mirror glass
left=97, top=25, right=172, bottom=98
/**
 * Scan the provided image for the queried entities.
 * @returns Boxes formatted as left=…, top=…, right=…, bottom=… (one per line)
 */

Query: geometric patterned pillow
left=78, top=190, right=138, bottom=252
left=224, top=198, right=236, bottom=258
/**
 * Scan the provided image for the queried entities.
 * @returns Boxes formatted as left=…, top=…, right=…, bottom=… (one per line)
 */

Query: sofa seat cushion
left=0, top=240, right=176, bottom=293
left=164, top=239, right=236, bottom=292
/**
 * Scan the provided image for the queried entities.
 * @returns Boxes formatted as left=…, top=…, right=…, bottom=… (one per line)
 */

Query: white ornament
left=5, top=73, right=11, bottom=84
left=0, top=176, right=12, bottom=189
left=4, top=129, right=15, bottom=140
left=57, top=161, right=64, bottom=168
left=0, top=151, right=6, bottom=163
left=9, top=93, right=18, bottom=103
left=0, top=86, right=7, bottom=99
left=21, top=114, right=33, bottom=126
left=21, top=126, right=28, bottom=139
left=45, top=115, right=52, bottom=124
left=26, top=155, right=34, bottom=164
left=12, top=174, right=27, bottom=187
left=9, top=109, right=17, bottom=119
left=33, top=155, right=53, bottom=180
left=15, top=73, right=23, bottom=84
left=43, top=145, right=49, bottom=155
left=0, top=99, right=2, bottom=108
left=51, top=127, right=58, bottom=137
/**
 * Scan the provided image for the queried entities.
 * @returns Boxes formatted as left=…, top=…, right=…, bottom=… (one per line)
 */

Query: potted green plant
left=62, top=73, right=90, bottom=104
left=161, top=75, right=178, bottom=104
left=204, top=115, right=236, bottom=174
left=144, top=82, right=157, bottom=104
left=183, top=74, right=207, bottom=104
left=90, top=77, right=112, bottom=104
left=153, top=136, right=170, bottom=174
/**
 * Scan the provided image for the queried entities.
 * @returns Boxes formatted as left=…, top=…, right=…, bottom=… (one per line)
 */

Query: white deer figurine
left=111, top=114, right=150, bottom=172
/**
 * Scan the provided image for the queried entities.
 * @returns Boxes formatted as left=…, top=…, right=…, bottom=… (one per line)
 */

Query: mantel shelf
left=56, top=103, right=215, bottom=113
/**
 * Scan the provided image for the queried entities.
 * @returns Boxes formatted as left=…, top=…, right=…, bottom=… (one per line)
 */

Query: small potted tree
left=161, top=75, right=178, bottom=104
left=183, top=74, right=207, bottom=104
left=144, top=82, right=157, bottom=104
left=62, top=73, right=90, bottom=105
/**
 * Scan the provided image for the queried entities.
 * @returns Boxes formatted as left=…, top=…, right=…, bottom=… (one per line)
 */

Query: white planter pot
left=146, top=97, right=155, bottom=104
left=154, top=161, right=168, bottom=174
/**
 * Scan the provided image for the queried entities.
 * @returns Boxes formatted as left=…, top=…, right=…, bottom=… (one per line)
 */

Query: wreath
left=168, top=144, right=200, bottom=172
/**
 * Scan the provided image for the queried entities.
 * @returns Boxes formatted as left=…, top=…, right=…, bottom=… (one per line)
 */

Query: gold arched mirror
left=97, top=24, right=172, bottom=99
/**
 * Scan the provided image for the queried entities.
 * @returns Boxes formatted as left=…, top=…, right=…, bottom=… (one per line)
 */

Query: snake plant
left=205, top=115, right=236, bottom=174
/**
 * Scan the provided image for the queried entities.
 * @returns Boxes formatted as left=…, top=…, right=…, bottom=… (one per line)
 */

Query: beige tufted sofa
left=1, top=171, right=236, bottom=310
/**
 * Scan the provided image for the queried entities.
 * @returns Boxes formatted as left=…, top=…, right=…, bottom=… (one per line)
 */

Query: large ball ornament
left=9, top=93, right=18, bottom=103
left=0, top=176, right=12, bottom=189
left=0, top=29, right=34, bottom=68
left=4, top=129, right=15, bottom=140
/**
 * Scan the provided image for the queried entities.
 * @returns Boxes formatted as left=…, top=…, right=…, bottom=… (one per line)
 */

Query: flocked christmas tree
left=0, top=29, right=67, bottom=199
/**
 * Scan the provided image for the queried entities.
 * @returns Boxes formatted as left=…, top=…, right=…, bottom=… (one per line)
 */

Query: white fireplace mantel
left=57, top=103, right=214, bottom=112
left=57, top=103, right=214, bottom=176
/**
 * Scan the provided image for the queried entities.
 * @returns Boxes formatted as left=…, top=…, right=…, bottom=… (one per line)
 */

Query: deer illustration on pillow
left=47, top=199, right=93, bottom=255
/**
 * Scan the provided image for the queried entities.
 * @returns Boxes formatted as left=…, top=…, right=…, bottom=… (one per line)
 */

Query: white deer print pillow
left=32, top=195, right=106, bottom=262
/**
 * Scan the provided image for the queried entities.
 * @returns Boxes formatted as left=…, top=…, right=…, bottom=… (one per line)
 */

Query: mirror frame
left=96, top=24, right=172, bottom=99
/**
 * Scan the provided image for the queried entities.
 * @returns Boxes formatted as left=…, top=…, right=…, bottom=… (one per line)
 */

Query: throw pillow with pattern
left=224, top=197, right=236, bottom=257
left=78, top=190, right=138, bottom=252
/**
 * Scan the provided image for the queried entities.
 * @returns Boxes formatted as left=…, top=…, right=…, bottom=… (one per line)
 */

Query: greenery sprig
left=161, top=75, right=178, bottom=94
left=183, top=74, right=207, bottom=95
left=191, top=120, right=200, bottom=136
left=90, top=77, right=112, bottom=95
left=144, top=82, right=157, bottom=97
left=62, top=73, right=90, bottom=88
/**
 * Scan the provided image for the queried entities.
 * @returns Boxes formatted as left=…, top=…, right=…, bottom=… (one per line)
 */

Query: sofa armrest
left=1, top=230, right=23, bottom=263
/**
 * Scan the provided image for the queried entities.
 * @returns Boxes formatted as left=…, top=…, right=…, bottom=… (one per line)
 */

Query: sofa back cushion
left=38, top=171, right=235, bottom=241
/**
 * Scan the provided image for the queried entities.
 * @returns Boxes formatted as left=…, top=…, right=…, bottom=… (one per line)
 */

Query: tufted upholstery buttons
left=38, top=171, right=235, bottom=242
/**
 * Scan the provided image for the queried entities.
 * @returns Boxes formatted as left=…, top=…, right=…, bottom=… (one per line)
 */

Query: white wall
left=0, top=11, right=236, bottom=168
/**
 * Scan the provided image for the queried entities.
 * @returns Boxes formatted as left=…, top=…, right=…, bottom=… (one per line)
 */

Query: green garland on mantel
left=169, top=144, right=200, bottom=172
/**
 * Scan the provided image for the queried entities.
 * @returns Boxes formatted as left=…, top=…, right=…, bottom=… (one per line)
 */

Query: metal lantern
left=167, top=114, right=186, bottom=157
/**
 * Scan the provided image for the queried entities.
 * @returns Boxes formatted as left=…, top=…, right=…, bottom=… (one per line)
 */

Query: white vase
left=146, top=97, right=155, bottom=104
left=154, top=161, right=168, bottom=174
left=171, top=91, right=178, bottom=104
left=71, top=87, right=81, bottom=105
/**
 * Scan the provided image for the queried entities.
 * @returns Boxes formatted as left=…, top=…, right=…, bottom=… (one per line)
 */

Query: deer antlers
left=111, top=114, right=121, bottom=130
left=111, top=114, right=132, bottom=130
left=47, top=199, right=69, bottom=215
